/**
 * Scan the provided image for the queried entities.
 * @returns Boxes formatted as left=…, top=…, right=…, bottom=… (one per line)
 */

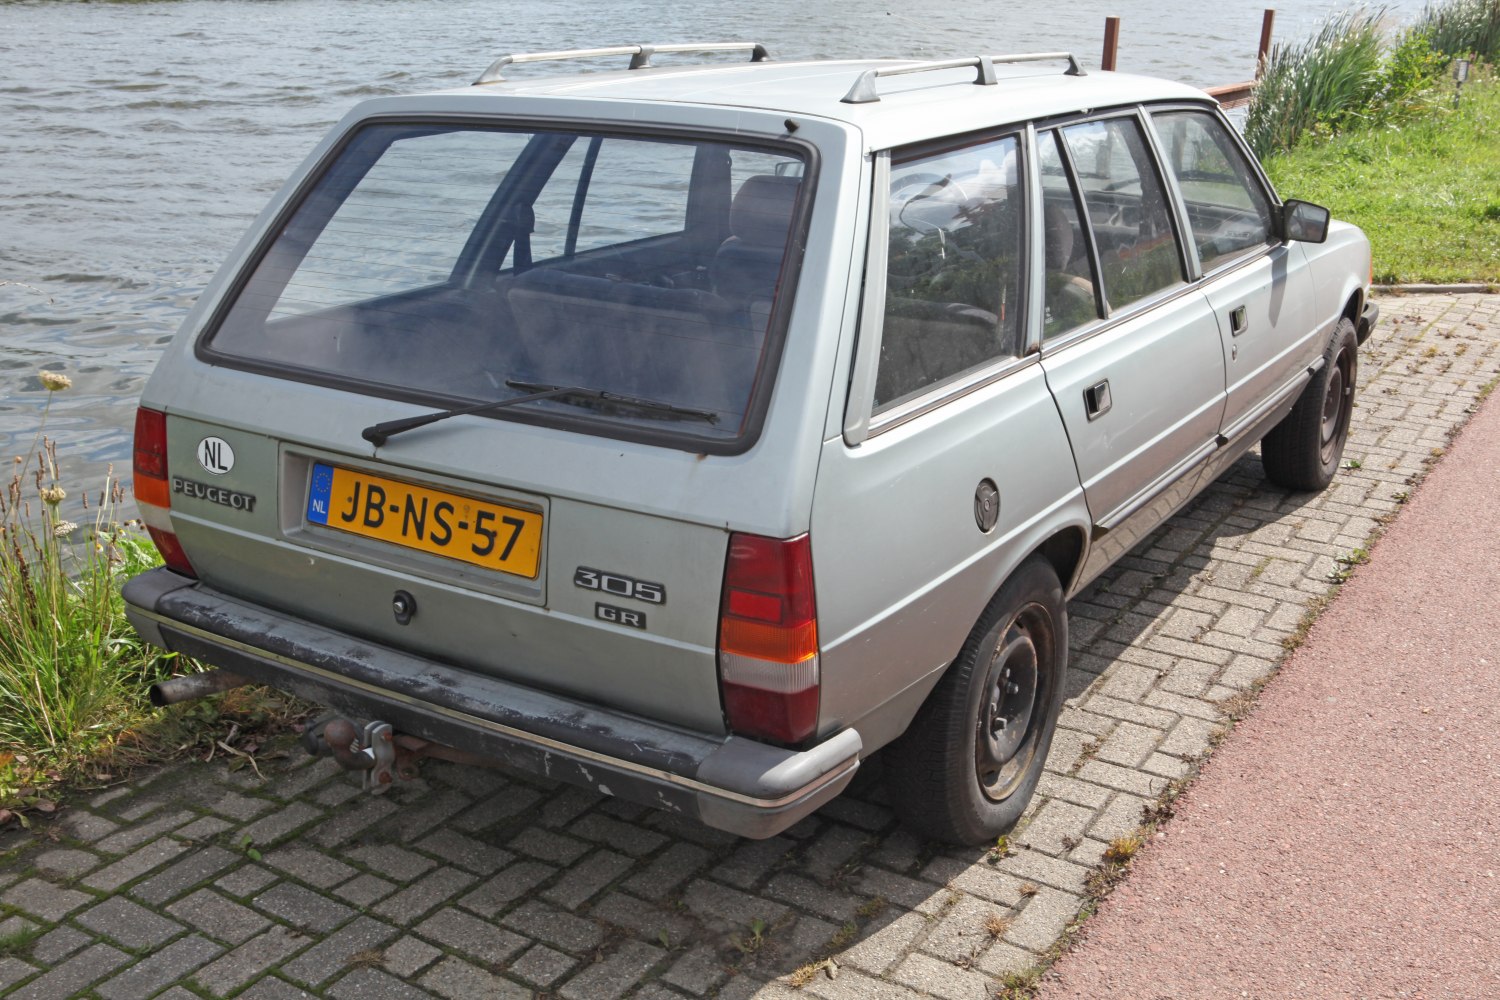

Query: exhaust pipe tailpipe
left=148, top=670, right=248, bottom=707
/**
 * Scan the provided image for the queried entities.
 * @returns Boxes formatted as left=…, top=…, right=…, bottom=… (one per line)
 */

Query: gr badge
left=596, top=603, right=647, bottom=629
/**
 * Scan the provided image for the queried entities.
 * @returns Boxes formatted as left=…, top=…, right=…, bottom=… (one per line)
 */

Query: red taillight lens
left=132, top=405, right=196, bottom=578
left=133, top=407, right=171, bottom=509
left=718, top=532, right=819, bottom=745
left=146, top=525, right=195, bottom=577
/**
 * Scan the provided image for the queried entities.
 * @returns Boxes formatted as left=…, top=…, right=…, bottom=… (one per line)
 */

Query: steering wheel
left=892, top=172, right=972, bottom=205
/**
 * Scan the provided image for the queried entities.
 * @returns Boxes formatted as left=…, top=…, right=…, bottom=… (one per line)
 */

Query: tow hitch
left=303, top=716, right=504, bottom=794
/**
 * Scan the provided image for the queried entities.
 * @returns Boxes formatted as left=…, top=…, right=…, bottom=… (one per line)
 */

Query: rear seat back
left=507, top=269, right=762, bottom=421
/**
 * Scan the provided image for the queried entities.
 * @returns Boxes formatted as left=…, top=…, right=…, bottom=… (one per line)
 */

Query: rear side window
left=205, top=124, right=809, bottom=450
left=1151, top=110, right=1275, bottom=272
left=1037, top=130, right=1102, bottom=340
left=1059, top=118, right=1184, bottom=310
left=876, top=136, right=1025, bottom=410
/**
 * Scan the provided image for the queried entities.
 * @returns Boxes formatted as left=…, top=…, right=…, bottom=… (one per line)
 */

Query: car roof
left=430, top=55, right=1215, bottom=149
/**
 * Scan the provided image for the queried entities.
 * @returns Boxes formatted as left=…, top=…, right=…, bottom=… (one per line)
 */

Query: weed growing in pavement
left=985, top=913, right=1014, bottom=939
left=1282, top=593, right=1334, bottom=652
left=734, top=917, right=769, bottom=954
left=986, top=834, right=1016, bottom=863
left=1329, top=547, right=1373, bottom=582
left=0, top=922, right=44, bottom=959
left=1102, top=834, right=1144, bottom=865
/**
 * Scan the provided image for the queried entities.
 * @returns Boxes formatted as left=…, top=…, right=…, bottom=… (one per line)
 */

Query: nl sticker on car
left=305, top=462, right=542, bottom=578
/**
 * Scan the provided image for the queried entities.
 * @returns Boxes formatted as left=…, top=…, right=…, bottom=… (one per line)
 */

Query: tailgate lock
left=392, top=590, right=416, bottom=625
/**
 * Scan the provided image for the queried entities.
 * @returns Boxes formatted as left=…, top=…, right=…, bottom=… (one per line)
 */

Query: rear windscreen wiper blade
left=361, top=384, right=587, bottom=446
left=361, top=378, right=718, bottom=446
left=503, top=379, right=720, bottom=425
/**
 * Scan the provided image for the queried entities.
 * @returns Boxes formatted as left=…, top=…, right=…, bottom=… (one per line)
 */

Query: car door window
left=876, top=135, right=1025, bottom=410
left=552, top=137, right=697, bottom=256
left=1151, top=110, right=1276, bottom=273
left=1060, top=118, right=1183, bottom=311
left=1037, top=130, right=1102, bottom=340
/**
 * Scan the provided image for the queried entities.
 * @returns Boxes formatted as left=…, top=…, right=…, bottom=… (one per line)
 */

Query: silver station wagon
left=124, top=44, right=1376, bottom=844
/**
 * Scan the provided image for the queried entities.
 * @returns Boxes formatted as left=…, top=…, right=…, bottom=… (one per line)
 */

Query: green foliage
left=1246, top=0, right=1500, bottom=158
left=1246, top=9, right=1389, bottom=158
left=1264, top=71, right=1500, bottom=283
left=0, top=377, right=179, bottom=812
left=1415, top=0, right=1500, bottom=61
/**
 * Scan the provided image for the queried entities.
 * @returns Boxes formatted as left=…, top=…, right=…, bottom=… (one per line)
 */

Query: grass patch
left=1244, top=0, right=1500, bottom=283
left=0, top=374, right=178, bottom=821
left=0, top=370, right=303, bottom=826
left=1265, top=71, right=1500, bottom=283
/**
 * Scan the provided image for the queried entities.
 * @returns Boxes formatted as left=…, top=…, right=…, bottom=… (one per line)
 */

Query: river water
left=1, top=0, right=1425, bottom=486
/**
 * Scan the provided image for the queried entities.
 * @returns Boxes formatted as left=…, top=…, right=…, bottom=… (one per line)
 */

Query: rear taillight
left=133, top=406, right=196, bottom=578
left=717, top=532, right=818, bottom=745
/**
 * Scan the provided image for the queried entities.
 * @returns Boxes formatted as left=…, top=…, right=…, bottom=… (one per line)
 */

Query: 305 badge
left=307, top=463, right=542, bottom=577
left=573, top=567, right=665, bottom=604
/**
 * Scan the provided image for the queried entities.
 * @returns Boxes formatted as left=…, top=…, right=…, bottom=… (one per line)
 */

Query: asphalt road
left=1040, top=386, right=1500, bottom=997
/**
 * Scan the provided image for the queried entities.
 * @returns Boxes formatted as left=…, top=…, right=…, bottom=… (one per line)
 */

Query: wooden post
left=1102, top=16, right=1120, bottom=72
left=1255, top=9, right=1276, bottom=78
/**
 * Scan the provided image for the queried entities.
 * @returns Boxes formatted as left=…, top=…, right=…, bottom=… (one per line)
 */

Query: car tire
left=1261, top=317, right=1358, bottom=492
left=886, top=556, right=1067, bottom=845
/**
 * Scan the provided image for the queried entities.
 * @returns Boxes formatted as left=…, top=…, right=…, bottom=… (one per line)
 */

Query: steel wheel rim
left=1320, top=349, right=1352, bottom=465
left=975, top=603, right=1052, bottom=802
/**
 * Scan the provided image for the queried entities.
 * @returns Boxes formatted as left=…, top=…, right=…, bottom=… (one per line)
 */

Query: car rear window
left=204, top=123, right=809, bottom=449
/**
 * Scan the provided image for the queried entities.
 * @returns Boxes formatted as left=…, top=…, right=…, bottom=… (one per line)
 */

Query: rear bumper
left=123, top=568, right=860, bottom=839
left=1358, top=299, right=1380, bottom=345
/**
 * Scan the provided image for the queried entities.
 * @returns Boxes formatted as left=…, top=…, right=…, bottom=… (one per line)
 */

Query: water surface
left=0, top=0, right=1425, bottom=484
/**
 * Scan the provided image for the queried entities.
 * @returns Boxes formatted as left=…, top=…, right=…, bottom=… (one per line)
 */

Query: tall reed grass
left=0, top=373, right=174, bottom=815
left=1246, top=0, right=1500, bottom=158
left=1245, top=9, right=1427, bottom=157
left=1416, top=0, right=1500, bottom=61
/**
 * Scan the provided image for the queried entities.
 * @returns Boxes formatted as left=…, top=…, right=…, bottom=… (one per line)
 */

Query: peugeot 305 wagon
left=124, top=43, right=1377, bottom=844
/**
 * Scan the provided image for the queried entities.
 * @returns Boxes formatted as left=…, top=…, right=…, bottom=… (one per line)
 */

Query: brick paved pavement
left=1, top=292, right=1496, bottom=1000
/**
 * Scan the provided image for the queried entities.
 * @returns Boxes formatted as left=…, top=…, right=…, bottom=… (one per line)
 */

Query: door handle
left=1084, top=379, right=1112, bottom=420
left=1230, top=305, right=1249, bottom=337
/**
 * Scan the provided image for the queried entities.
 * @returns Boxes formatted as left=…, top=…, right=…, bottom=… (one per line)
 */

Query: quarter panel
left=811, top=364, right=1086, bottom=746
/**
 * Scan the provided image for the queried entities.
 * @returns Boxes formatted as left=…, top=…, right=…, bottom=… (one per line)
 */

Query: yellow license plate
left=305, top=463, right=542, bottom=578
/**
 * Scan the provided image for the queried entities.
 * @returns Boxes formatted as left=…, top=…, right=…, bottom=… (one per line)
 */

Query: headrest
left=730, top=175, right=800, bottom=247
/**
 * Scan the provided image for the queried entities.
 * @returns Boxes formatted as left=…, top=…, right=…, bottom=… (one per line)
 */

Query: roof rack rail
left=840, top=51, right=1085, bottom=104
left=474, top=42, right=772, bottom=85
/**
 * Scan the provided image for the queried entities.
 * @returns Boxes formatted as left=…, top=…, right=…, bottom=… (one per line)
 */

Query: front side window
left=1151, top=110, right=1275, bottom=272
left=875, top=136, right=1025, bottom=410
left=206, top=124, right=808, bottom=449
left=1060, top=118, right=1184, bottom=310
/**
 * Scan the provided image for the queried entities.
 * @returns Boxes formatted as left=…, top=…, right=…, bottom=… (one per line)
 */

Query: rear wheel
left=1262, top=317, right=1358, bottom=491
left=886, top=557, right=1067, bottom=845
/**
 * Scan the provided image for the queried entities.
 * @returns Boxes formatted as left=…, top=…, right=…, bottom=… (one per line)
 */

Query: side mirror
left=1282, top=199, right=1331, bottom=244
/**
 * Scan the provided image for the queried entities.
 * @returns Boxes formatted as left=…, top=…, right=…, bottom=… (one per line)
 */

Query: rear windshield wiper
left=504, top=379, right=720, bottom=425
left=360, top=378, right=717, bottom=446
